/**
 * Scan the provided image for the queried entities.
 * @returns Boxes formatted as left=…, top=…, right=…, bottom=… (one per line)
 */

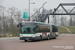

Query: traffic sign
left=23, top=12, right=28, bottom=19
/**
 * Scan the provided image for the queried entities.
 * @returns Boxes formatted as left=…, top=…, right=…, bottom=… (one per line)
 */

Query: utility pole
left=28, top=0, right=35, bottom=21
left=29, top=0, right=30, bottom=21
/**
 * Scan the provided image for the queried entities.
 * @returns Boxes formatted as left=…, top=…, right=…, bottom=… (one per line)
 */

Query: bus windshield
left=20, top=23, right=36, bottom=34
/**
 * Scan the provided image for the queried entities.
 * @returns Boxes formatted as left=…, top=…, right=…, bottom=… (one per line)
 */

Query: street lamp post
left=39, top=2, right=47, bottom=14
left=29, top=0, right=30, bottom=21
left=42, top=2, right=47, bottom=16
left=43, top=2, right=47, bottom=10
left=37, top=6, right=43, bottom=21
left=37, top=2, right=47, bottom=21
left=39, top=6, right=43, bottom=13
left=29, top=0, right=35, bottom=21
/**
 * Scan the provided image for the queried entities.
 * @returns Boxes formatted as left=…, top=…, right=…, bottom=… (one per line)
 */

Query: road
left=0, top=34, right=75, bottom=50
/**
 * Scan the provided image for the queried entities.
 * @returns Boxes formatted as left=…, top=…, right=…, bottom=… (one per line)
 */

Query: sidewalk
left=0, top=37, right=19, bottom=41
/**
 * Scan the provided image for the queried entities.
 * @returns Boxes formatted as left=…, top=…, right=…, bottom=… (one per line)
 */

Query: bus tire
left=47, top=35, right=50, bottom=40
left=40, top=36, right=42, bottom=41
left=24, top=40, right=27, bottom=42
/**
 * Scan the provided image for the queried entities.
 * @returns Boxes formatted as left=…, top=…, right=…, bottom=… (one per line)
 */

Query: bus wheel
left=40, top=36, right=42, bottom=41
left=24, top=40, right=27, bottom=42
left=47, top=35, right=50, bottom=40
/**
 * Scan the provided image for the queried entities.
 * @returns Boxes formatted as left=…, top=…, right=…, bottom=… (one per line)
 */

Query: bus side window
left=52, top=25, right=58, bottom=32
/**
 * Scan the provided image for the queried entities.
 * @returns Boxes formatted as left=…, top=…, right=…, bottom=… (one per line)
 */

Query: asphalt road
left=0, top=34, right=75, bottom=50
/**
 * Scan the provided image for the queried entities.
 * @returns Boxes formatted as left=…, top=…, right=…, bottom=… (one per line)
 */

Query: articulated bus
left=17, top=21, right=58, bottom=42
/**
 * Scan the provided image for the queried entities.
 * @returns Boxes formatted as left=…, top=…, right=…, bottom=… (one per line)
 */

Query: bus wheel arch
left=24, top=40, right=28, bottom=42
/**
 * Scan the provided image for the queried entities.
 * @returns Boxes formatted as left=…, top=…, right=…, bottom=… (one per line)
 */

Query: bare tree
left=8, top=7, right=17, bottom=26
left=16, top=10, right=22, bottom=24
left=61, top=16, right=65, bottom=26
left=33, top=8, right=38, bottom=12
left=0, top=5, right=6, bottom=36
left=69, top=16, right=72, bottom=26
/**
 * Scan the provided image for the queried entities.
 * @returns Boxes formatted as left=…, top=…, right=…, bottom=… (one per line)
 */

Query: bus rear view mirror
left=17, top=24, right=19, bottom=27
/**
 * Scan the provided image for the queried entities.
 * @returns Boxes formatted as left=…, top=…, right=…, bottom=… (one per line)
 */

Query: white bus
left=17, top=21, right=58, bottom=42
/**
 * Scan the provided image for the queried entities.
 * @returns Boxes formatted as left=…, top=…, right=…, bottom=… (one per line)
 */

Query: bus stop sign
left=23, top=12, right=28, bottom=19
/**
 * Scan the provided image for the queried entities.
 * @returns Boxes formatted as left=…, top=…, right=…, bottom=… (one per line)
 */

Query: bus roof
left=21, top=21, right=49, bottom=24
left=21, top=21, right=56, bottom=26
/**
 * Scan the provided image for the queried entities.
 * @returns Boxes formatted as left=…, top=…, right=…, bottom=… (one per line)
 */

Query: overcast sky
left=0, top=0, right=75, bottom=14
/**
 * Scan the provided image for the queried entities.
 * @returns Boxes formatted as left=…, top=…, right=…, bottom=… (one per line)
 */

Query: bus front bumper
left=20, top=37, right=40, bottom=40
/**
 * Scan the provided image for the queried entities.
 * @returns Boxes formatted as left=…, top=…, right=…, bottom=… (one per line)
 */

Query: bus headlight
left=31, top=35, right=36, bottom=37
left=20, top=35, right=23, bottom=37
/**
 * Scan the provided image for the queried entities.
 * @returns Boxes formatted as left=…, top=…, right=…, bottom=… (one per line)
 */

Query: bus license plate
left=26, top=38, right=29, bottom=40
